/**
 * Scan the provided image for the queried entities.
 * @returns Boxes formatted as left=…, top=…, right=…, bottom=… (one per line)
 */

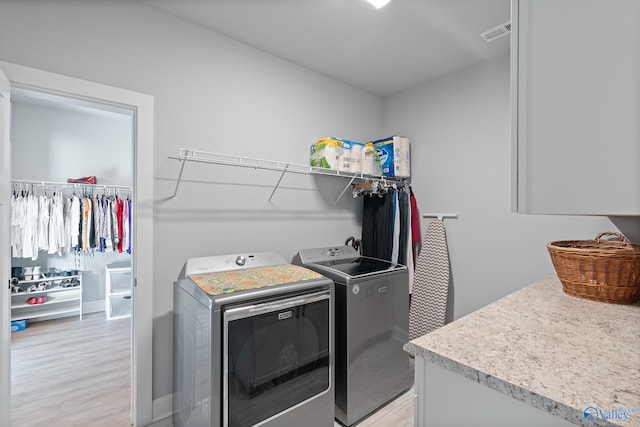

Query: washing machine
left=173, top=252, right=334, bottom=427
left=293, top=246, right=413, bottom=426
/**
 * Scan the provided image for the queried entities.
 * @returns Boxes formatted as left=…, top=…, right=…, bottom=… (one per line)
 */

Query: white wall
left=10, top=101, right=132, bottom=306
left=11, top=102, right=132, bottom=184
left=0, top=1, right=383, bottom=401
left=383, top=53, right=615, bottom=319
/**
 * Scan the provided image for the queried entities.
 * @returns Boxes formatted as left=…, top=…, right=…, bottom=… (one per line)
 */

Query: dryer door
left=223, top=290, right=331, bottom=427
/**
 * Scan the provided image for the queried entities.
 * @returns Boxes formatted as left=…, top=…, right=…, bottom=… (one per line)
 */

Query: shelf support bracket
left=334, top=175, right=358, bottom=205
left=268, top=164, right=289, bottom=203
left=172, top=157, right=187, bottom=200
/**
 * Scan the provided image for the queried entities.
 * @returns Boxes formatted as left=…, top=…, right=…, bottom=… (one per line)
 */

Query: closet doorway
left=10, top=89, right=134, bottom=426
left=0, top=62, right=154, bottom=427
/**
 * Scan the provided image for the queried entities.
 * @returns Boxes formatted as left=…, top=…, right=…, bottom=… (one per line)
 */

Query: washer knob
left=235, top=256, right=247, bottom=266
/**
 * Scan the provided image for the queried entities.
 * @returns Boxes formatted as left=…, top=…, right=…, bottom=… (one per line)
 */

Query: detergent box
left=372, top=136, right=411, bottom=178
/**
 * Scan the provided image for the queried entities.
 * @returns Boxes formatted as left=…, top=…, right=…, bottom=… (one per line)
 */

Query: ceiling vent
left=480, top=21, right=511, bottom=42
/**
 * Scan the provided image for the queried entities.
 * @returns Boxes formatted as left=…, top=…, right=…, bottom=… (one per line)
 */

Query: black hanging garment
left=361, top=192, right=393, bottom=261
left=397, top=189, right=409, bottom=267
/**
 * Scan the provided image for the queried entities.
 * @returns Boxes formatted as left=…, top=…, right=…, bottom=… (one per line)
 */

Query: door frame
left=0, top=61, right=154, bottom=426
left=0, top=64, right=11, bottom=427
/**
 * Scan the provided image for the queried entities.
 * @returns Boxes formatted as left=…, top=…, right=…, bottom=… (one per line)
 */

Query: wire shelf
left=168, top=148, right=406, bottom=203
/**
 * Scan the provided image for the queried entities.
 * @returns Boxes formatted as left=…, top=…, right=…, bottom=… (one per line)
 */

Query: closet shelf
left=12, top=179, right=132, bottom=194
left=168, top=148, right=407, bottom=203
left=10, top=273, right=83, bottom=322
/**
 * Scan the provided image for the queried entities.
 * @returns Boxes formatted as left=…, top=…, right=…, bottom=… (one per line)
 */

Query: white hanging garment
left=10, top=194, right=25, bottom=257
left=405, top=196, right=414, bottom=293
left=48, top=192, right=64, bottom=255
left=70, top=196, right=81, bottom=249
left=37, top=194, right=50, bottom=252
left=24, top=194, right=39, bottom=260
left=63, top=196, right=72, bottom=253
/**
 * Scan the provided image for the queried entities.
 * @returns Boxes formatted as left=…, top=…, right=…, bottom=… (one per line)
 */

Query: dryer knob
left=235, top=256, right=247, bottom=266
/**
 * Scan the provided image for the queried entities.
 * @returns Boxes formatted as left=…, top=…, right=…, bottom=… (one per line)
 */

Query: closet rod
left=422, top=213, right=458, bottom=221
left=11, top=179, right=132, bottom=191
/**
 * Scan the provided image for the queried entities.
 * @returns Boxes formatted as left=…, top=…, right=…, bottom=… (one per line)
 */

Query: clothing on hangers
left=361, top=185, right=414, bottom=278
left=391, top=188, right=400, bottom=264
left=47, top=192, right=64, bottom=255
left=361, top=191, right=393, bottom=261
left=410, top=189, right=422, bottom=265
left=9, top=182, right=133, bottom=258
left=127, top=198, right=133, bottom=254
left=405, top=192, right=414, bottom=293
left=398, top=188, right=409, bottom=266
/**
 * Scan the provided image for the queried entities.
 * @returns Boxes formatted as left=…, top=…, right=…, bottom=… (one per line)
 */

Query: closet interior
left=9, top=89, right=134, bottom=325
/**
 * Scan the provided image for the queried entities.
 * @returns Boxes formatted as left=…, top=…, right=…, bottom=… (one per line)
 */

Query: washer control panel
left=294, top=246, right=359, bottom=264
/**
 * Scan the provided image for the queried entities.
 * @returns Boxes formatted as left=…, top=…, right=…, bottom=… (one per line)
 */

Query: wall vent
left=480, top=21, right=511, bottom=42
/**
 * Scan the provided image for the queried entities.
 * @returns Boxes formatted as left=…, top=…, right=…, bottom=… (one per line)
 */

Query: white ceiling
left=143, top=0, right=511, bottom=97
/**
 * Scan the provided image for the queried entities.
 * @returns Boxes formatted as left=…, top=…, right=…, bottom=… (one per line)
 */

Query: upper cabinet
left=511, top=0, right=640, bottom=215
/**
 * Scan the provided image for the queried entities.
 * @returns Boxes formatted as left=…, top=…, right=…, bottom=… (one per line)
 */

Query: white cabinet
left=511, top=0, right=640, bottom=215
left=11, top=274, right=82, bottom=321
left=413, top=356, right=575, bottom=427
left=105, top=266, right=131, bottom=320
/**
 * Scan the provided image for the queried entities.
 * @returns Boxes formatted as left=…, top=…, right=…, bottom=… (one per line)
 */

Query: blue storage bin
left=11, top=319, right=28, bottom=332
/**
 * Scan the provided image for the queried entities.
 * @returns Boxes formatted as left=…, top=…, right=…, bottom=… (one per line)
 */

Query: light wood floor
left=11, top=313, right=413, bottom=427
left=340, top=389, right=414, bottom=427
left=11, top=313, right=131, bottom=427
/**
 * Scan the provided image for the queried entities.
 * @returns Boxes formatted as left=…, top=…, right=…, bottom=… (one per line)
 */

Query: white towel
left=409, top=219, right=450, bottom=340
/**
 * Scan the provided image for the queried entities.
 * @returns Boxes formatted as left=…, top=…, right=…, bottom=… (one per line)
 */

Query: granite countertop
left=404, top=277, right=640, bottom=427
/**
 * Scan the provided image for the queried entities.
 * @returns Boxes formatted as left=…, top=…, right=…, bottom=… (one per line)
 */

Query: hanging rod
left=11, top=179, right=132, bottom=191
left=168, top=148, right=407, bottom=203
left=422, top=213, right=458, bottom=221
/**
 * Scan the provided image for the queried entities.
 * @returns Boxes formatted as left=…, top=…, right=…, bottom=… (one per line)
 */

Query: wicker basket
left=547, top=232, right=640, bottom=304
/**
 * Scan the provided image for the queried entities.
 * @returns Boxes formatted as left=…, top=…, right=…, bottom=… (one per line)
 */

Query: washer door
left=223, top=290, right=331, bottom=427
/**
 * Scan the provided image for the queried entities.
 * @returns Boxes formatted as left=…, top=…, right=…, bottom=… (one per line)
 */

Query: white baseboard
left=151, top=393, right=173, bottom=426
left=149, top=417, right=173, bottom=427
